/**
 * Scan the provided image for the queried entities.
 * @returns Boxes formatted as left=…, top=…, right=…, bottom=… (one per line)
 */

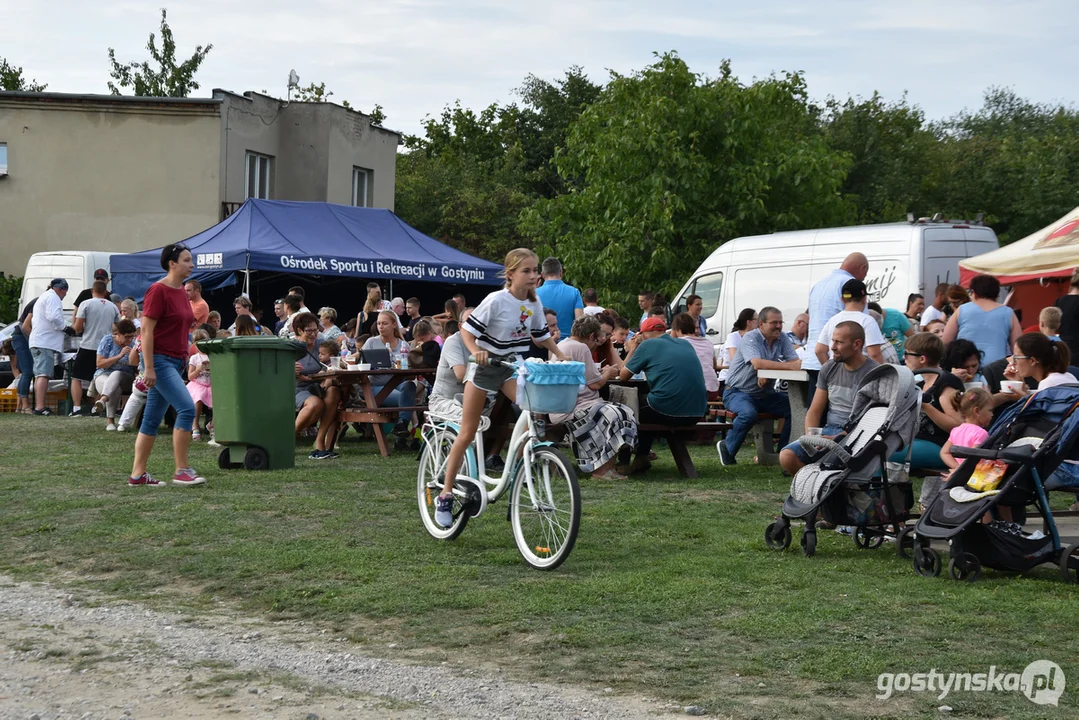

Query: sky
left=7, top=0, right=1078, bottom=136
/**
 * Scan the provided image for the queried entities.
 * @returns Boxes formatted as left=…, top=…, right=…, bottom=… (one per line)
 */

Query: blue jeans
left=10, top=329, right=33, bottom=398
left=783, top=424, right=845, bottom=464
left=140, top=355, right=195, bottom=436
left=722, top=387, right=792, bottom=455
left=374, top=380, right=417, bottom=431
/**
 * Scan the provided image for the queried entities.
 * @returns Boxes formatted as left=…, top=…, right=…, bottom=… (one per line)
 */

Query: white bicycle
left=417, top=358, right=581, bottom=570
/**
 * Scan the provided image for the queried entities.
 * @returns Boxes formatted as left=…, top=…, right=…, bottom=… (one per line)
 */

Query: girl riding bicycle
left=436, top=248, right=570, bottom=527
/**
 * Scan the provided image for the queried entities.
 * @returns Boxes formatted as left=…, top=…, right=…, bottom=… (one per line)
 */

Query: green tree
left=927, top=88, right=1079, bottom=243
left=521, top=53, right=851, bottom=308
left=0, top=58, right=47, bottom=92
left=107, top=8, right=212, bottom=97
left=0, top=275, right=23, bottom=324
left=821, top=92, right=938, bottom=224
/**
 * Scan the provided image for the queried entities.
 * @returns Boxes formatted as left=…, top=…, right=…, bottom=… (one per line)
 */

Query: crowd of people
left=7, top=244, right=1079, bottom=516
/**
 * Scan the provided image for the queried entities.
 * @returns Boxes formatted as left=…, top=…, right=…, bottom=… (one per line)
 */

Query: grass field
left=1, top=413, right=1076, bottom=718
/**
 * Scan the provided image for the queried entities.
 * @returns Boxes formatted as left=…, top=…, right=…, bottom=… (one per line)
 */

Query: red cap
left=640, top=317, right=667, bottom=333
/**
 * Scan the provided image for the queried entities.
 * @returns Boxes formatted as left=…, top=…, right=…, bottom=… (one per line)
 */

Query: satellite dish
left=287, top=69, right=300, bottom=89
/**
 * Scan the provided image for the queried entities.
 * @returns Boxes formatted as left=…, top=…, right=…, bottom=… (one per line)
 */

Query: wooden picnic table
left=309, top=367, right=435, bottom=457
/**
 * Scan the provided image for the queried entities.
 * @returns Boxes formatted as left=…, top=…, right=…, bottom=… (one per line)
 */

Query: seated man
left=779, top=322, right=878, bottom=475
left=718, top=306, right=800, bottom=466
left=617, top=316, right=706, bottom=474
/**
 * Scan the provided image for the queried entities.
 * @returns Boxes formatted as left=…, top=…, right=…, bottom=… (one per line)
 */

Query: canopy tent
left=959, top=207, right=1079, bottom=324
left=111, top=199, right=504, bottom=298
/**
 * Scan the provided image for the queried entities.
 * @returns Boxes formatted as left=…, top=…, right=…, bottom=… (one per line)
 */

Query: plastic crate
left=0, top=388, right=16, bottom=413
left=45, top=389, right=68, bottom=412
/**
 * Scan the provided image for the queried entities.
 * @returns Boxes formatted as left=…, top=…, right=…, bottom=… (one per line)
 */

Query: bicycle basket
left=519, top=360, right=585, bottom=414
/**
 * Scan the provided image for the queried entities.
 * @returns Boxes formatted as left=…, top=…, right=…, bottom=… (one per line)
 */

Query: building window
left=245, top=151, right=273, bottom=199
left=0, top=143, right=7, bottom=176
left=352, top=167, right=371, bottom=207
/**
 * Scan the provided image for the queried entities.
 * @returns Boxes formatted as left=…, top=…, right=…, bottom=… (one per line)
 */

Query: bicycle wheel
left=417, top=426, right=470, bottom=540
left=510, top=446, right=581, bottom=570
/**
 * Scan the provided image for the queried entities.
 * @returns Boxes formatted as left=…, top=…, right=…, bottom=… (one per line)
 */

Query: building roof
left=0, top=90, right=221, bottom=108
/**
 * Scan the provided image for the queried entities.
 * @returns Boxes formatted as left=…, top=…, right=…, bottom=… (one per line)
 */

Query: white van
left=18, top=251, right=118, bottom=319
left=672, top=221, right=999, bottom=345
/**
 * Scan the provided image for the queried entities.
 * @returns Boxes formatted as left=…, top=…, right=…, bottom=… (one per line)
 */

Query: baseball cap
left=841, top=279, right=868, bottom=300
left=94, top=268, right=109, bottom=281
left=640, top=316, right=667, bottom=333
left=49, top=278, right=69, bottom=290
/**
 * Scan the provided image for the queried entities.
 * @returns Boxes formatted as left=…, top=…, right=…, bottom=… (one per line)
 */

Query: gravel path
left=0, top=575, right=686, bottom=719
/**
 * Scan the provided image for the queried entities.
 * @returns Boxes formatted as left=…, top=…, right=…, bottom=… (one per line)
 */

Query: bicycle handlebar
left=468, top=354, right=517, bottom=369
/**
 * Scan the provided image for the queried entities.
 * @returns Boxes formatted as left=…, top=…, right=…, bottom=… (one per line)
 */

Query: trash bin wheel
left=218, top=447, right=241, bottom=470
left=244, top=447, right=269, bottom=471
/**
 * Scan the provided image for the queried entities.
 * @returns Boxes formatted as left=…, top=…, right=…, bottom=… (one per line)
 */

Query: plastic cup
left=1001, top=380, right=1024, bottom=394
left=806, top=427, right=823, bottom=436
left=357, top=363, right=372, bottom=371
left=963, top=381, right=985, bottom=391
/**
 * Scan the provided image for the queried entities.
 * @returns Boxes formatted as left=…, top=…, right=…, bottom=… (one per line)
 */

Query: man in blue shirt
left=719, top=306, right=801, bottom=466
left=535, top=257, right=583, bottom=338
left=803, top=253, right=869, bottom=390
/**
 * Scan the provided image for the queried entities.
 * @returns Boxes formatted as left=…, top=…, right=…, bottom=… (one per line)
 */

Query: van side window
left=693, top=272, right=723, bottom=317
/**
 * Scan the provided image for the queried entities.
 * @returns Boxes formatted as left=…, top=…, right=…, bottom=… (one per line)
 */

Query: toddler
left=940, top=387, right=994, bottom=470
left=186, top=329, right=213, bottom=440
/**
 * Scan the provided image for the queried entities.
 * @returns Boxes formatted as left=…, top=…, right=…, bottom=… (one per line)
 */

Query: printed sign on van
left=865, top=264, right=898, bottom=302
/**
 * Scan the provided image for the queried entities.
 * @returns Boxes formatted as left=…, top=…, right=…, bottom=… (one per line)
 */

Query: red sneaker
left=172, top=468, right=206, bottom=486
left=128, top=473, right=164, bottom=487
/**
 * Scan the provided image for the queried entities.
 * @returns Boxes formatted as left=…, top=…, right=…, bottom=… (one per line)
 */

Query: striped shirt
left=464, top=289, right=551, bottom=355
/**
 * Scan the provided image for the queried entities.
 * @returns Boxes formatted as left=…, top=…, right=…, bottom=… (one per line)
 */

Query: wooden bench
left=711, top=409, right=783, bottom=466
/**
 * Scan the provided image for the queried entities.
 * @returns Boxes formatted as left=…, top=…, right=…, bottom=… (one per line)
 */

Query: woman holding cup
left=1001, top=333, right=1078, bottom=398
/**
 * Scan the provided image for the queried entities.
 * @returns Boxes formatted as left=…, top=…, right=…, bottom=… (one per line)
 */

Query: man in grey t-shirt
left=779, top=321, right=878, bottom=475
left=70, top=281, right=120, bottom=415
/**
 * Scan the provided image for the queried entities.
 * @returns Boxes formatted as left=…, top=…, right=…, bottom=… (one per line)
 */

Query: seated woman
left=318, top=307, right=343, bottom=341
left=293, top=312, right=342, bottom=460
left=550, top=315, right=637, bottom=480
left=1003, top=332, right=1078, bottom=396
left=899, top=332, right=963, bottom=471
left=670, top=312, right=720, bottom=401
left=361, top=310, right=416, bottom=449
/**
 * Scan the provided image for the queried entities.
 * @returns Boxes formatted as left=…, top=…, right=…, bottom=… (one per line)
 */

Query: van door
left=922, top=229, right=967, bottom=290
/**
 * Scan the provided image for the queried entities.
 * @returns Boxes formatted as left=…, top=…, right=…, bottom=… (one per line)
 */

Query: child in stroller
left=912, top=385, right=1079, bottom=583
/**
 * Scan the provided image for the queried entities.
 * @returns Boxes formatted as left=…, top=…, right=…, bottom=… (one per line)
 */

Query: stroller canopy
left=990, top=385, right=1079, bottom=456
left=849, top=363, right=921, bottom=451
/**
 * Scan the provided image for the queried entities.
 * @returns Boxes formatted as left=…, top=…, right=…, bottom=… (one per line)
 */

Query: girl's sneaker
left=192, top=429, right=202, bottom=440
left=105, top=422, right=117, bottom=432
left=128, top=473, right=164, bottom=487
left=435, top=493, right=454, bottom=528
left=173, top=468, right=207, bottom=486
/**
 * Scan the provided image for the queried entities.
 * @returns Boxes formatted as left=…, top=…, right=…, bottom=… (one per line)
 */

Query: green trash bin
left=198, top=336, right=307, bottom=471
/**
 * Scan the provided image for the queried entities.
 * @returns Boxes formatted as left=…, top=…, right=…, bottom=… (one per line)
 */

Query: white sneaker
left=106, top=422, right=117, bottom=431
left=116, top=424, right=128, bottom=432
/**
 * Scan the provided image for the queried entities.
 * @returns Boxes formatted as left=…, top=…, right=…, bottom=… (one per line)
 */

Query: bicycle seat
left=426, top=409, right=492, bottom=432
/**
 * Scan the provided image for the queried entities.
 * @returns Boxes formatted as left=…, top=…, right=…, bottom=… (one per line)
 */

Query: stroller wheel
left=895, top=526, right=915, bottom=559
left=854, top=526, right=884, bottom=550
left=912, top=545, right=942, bottom=577
left=948, top=552, right=982, bottom=582
left=800, top=530, right=817, bottom=557
left=1059, top=543, right=1079, bottom=584
left=764, top=521, right=792, bottom=551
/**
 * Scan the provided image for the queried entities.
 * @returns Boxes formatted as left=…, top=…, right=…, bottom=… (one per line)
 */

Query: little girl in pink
left=187, top=329, right=213, bottom=440
left=940, top=387, right=994, bottom=470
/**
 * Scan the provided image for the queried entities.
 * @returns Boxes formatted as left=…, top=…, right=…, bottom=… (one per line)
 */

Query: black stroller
left=765, top=364, right=920, bottom=557
left=912, top=385, right=1079, bottom=583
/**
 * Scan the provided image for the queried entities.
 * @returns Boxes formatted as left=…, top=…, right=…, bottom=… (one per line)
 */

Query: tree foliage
left=107, top=9, right=212, bottom=97
left=521, top=53, right=850, bottom=308
left=0, top=58, right=47, bottom=92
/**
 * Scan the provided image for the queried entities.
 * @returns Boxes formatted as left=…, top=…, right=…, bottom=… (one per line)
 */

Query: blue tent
left=111, top=199, right=504, bottom=298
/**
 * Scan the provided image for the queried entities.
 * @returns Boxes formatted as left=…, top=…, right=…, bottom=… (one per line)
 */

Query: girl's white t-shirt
left=189, top=352, right=211, bottom=385
left=464, top=289, right=551, bottom=356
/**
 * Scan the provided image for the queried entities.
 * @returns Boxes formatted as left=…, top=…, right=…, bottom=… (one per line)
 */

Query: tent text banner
left=275, top=255, right=491, bottom=283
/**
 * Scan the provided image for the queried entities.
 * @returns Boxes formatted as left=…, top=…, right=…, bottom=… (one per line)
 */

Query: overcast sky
left=8, top=0, right=1077, bottom=136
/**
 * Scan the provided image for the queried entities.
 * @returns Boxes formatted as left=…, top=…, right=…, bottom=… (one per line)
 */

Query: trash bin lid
left=198, top=336, right=307, bottom=357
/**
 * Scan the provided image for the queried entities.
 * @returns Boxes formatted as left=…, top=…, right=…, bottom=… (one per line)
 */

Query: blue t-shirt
left=725, top=329, right=798, bottom=397
left=535, top=279, right=583, bottom=337
left=625, top=334, right=706, bottom=418
left=94, top=334, right=135, bottom=379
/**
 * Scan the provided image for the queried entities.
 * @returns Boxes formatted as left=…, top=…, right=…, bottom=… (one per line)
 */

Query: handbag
left=608, top=384, right=640, bottom=423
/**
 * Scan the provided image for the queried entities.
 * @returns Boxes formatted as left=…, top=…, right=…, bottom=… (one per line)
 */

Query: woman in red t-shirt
left=128, top=244, right=206, bottom=487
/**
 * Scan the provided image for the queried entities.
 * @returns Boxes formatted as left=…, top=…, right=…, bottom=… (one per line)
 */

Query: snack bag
left=967, top=459, right=1007, bottom=492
